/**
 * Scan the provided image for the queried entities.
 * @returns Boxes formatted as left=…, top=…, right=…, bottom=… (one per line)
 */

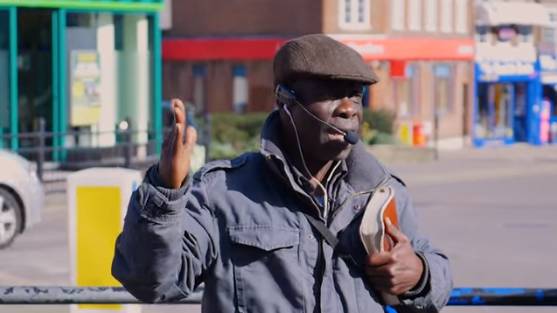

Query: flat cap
left=273, top=34, right=378, bottom=86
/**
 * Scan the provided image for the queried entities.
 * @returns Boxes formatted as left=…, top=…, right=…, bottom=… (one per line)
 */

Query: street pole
left=434, top=106, right=440, bottom=161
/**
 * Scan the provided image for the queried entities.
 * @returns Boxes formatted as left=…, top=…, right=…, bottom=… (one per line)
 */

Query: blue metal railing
left=1, top=286, right=556, bottom=306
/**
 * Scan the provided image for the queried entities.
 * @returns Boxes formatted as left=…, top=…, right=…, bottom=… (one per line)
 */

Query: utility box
left=67, top=168, right=142, bottom=313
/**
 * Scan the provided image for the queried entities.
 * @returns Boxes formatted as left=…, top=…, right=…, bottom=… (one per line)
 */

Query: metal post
left=0, top=286, right=204, bottom=304
left=1, top=286, right=557, bottom=306
left=204, top=112, right=211, bottom=163
left=36, top=118, right=46, bottom=182
left=151, top=12, right=163, bottom=155
left=434, top=108, right=440, bottom=161
left=124, top=120, right=132, bottom=168
left=9, top=7, right=18, bottom=151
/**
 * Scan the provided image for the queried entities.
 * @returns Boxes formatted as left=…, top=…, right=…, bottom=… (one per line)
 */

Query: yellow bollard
left=67, top=168, right=142, bottom=313
left=398, top=121, right=413, bottom=146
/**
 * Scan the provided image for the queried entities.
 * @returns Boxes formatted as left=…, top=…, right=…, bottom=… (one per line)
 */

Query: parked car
left=0, top=150, right=44, bottom=249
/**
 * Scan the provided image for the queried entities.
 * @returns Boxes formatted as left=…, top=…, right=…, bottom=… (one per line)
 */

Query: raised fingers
left=172, top=98, right=186, bottom=126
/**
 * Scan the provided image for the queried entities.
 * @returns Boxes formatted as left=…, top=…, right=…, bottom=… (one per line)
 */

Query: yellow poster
left=70, top=50, right=102, bottom=126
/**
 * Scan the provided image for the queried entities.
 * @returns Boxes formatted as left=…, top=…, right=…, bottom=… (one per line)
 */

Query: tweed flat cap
left=273, top=34, right=378, bottom=86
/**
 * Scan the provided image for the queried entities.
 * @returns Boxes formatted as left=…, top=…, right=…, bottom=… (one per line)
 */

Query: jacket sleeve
left=111, top=165, right=218, bottom=303
left=391, top=179, right=453, bottom=313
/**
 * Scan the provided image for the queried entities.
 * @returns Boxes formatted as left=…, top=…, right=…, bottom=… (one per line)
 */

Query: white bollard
left=67, top=168, right=142, bottom=313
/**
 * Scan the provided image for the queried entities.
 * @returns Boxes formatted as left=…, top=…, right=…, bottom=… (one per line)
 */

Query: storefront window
left=65, top=12, right=153, bottom=155
left=541, top=27, right=555, bottom=48
left=515, top=83, right=527, bottom=117
left=493, top=84, right=511, bottom=138
left=394, top=78, right=410, bottom=117
left=393, top=64, right=420, bottom=118
left=0, top=10, right=9, bottom=148
left=232, top=65, right=248, bottom=113
left=517, top=25, right=533, bottom=43
left=476, top=83, right=515, bottom=141
left=514, top=83, right=528, bottom=141
left=475, top=25, right=490, bottom=43
left=192, top=64, right=207, bottom=113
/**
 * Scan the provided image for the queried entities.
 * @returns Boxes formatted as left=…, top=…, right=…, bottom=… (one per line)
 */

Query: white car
left=0, top=150, right=44, bottom=249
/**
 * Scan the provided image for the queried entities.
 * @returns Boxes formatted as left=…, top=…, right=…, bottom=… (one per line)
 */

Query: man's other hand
left=158, top=99, right=197, bottom=189
left=364, top=218, right=424, bottom=295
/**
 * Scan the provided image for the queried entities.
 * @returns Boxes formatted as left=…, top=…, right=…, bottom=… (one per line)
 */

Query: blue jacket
left=112, top=111, right=452, bottom=312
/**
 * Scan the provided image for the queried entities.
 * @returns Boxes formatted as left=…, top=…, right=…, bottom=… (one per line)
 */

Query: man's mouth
left=327, top=132, right=345, bottom=140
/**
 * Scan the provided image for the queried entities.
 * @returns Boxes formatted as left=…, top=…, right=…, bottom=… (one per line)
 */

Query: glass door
left=476, top=82, right=515, bottom=142
left=514, top=83, right=528, bottom=142
left=0, top=9, right=10, bottom=148
left=17, top=8, right=54, bottom=158
left=492, top=83, right=514, bottom=140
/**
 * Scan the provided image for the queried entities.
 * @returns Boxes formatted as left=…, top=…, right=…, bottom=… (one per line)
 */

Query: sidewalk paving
left=1, top=144, right=556, bottom=313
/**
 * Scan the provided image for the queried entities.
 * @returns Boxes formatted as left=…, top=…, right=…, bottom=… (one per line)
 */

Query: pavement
left=390, top=144, right=557, bottom=313
left=1, top=144, right=556, bottom=313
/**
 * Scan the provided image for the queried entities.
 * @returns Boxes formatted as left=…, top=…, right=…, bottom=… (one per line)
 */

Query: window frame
left=391, top=0, right=405, bottom=31
left=433, top=63, right=454, bottom=115
left=455, top=0, right=468, bottom=34
left=440, top=0, right=453, bottom=33
left=408, top=0, right=422, bottom=31
left=338, top=0, right=372, bottom=30
left=425, top=0, right=438, bottom=32
left=232, top=64, right=248, bottom=114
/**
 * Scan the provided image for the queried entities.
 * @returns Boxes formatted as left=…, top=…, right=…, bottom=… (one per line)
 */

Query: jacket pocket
left=228, top=225, right=305, bottom=313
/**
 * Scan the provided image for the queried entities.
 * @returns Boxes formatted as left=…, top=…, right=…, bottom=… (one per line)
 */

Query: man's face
left=285, top=78, right=364, bottom=162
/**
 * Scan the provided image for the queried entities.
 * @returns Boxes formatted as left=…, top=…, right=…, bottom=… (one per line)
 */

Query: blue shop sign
left=477, top=60, right=537, bottom=82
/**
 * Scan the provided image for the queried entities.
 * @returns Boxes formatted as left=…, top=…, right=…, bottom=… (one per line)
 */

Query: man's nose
left=335, top=97, right=360, bottom=119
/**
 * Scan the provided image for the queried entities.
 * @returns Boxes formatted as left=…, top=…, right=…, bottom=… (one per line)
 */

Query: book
left=359, top=185, right=400, bottom=305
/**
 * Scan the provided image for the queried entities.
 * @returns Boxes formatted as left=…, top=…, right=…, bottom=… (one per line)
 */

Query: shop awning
left=0, top=0, right=163, bottom=11
left=163, top=37, right=474, bottom=61
left=476, top=2, right=552, bottom=27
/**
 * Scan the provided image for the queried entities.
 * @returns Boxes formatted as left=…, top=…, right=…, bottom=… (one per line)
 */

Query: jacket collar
left=259, top=111, right=390, bottom=194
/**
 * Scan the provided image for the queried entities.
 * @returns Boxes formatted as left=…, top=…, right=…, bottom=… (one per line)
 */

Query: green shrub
left=204, top=108, right=396, bottom=160
left=208, top=112, right=268, bottom=160
left=360, top=108, right=396, bottom=145
left=362, top=108, right=395, bottom=134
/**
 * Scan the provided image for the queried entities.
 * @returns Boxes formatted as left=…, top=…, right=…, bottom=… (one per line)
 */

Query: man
left=112, top=34, right=452, bottom=312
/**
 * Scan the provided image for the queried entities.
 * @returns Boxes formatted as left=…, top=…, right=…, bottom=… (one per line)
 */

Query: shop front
left=473, top=58, right=542, bottom=147
left=339, top=37, right=474, bottom=147
left=163, top=36, right=475, bottom=147
left=0, top=0, right=163, bottom=160
left=540, top=54, right=557, bottom=144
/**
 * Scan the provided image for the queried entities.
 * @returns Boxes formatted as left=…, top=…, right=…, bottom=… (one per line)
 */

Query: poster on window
left=70, top=50, right=101, bottom=126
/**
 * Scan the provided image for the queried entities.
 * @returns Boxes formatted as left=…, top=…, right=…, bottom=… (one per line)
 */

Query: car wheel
left=0, top=188, right=22, bottom=249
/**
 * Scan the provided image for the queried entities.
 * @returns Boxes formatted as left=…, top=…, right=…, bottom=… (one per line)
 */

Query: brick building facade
left=162, top=0, right=475, bottom=147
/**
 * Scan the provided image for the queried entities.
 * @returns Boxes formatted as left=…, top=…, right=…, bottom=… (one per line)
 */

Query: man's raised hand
left=158, top=99, right=198, bottom=189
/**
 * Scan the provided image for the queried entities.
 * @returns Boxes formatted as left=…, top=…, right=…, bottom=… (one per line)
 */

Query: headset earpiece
left=275, top=84, right=298, bottom=108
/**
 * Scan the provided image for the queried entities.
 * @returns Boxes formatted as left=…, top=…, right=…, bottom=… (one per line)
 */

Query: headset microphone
left=275, top=85, right=360, bottom=145
left=344, top=130, right=359, bottom=145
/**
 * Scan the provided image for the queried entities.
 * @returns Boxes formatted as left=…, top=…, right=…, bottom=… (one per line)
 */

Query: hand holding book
left=364, top=219, right=424, bottom=298
left=359, top=186, right=424, bottom=304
